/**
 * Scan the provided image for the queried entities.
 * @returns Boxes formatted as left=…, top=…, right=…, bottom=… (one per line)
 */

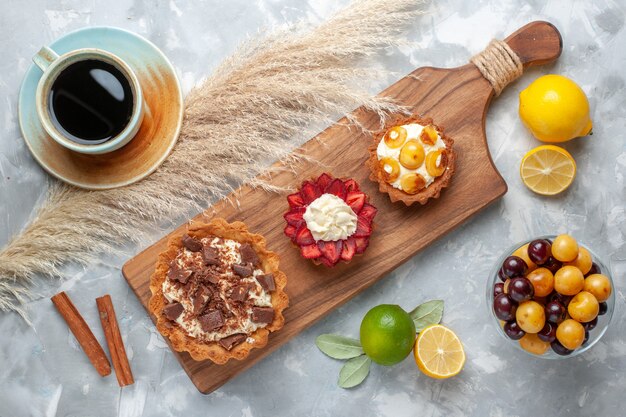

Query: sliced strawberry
left=316, top=173, right=333, bottom=191
left=301, top=181, right=321, bottom=204
left=325, top=179, right=347, bottom=200
left=284, top=207, right=305, bottom=226
left=284, top=224, right=298, bottom=240
left=353, top=217, right=372, bottom=237
left=353, top=237, right=369, bottom=254
left=318, top=240, right=341, bottom=265
left=301, top=243, right=322, bottom=259
left=295, top=224, right=315, bottom=246
left=358, top=203, right=378, bottom=222
left=345, top=191, right=366, bottom=214
left=318, top=256, right=335, bottom=267
left=344, top=179, right=359, bottom=193
left=340, top=238, right=357, bottom=261
left=287, top=192, right=305, bottom=208
left=284, top=174, right=374, bottom=266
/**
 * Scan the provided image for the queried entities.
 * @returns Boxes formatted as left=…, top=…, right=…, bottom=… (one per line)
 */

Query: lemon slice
left=414, top=324, right=465, bottom=379
left=520, top=145, right=576, bottom=195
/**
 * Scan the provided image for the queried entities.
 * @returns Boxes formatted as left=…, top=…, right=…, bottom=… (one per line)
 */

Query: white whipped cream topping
left=162, top=237, right=272, bottom=342
left=376, top=123, right=446, bottom=189
left=303, top=193, right=357, bottom=241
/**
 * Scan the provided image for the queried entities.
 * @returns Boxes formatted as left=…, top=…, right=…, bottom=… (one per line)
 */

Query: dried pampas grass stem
left=0, top=0, right=428, bottom=315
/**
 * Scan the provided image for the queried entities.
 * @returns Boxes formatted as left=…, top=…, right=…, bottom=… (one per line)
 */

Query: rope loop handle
left=470, top=39, right=523, bottom=96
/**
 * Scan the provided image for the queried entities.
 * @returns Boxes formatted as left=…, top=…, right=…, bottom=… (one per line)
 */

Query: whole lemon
left=519, top=75, right=592, bottom=143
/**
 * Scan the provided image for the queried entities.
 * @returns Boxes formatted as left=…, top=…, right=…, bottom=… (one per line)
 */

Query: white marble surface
left=1, top=1, right=625, bottom=416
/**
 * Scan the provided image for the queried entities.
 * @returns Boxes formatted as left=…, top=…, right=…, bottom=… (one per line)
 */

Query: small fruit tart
left=367, top=114, right=456, bottom=206
left=149, top=218, right=288, bottom=364
left=283, top=173, right=377, bottom=267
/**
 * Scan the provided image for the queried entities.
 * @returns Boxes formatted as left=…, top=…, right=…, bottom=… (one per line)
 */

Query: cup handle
left=33, top=46, right=60, bottom=71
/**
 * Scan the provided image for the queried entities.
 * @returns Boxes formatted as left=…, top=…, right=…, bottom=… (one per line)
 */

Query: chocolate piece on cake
left=230, top=285, right=250, bottom=302
left=251, top=306, right=275, bottom=324
left=202, top=246, right=220, bottom=266
left=219, top=333, right=247, bottom=350
left=256, top=274, right=276, bottom=292
left=232, top=263, right=253, bottom=277
left=182, top=234, right=203, bottom=252
left=167, top=264, right=193, bottom=285
left=163, top=302, right=184, bottom=321
left=199, top=310, right=224, bottom=332
left=205, top=273, right=220, bottom=284
left=192, top=286, right=211, bottom=314
left=239, top=243, right=260, bottom=266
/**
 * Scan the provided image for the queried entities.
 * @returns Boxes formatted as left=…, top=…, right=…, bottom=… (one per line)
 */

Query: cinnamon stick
left=51, top=292, right=111, bottom=377
left=96, top=295, right=134, bottom=387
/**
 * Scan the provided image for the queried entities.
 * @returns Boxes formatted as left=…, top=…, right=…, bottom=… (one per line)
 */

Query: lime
left=359, top=304, right=416, bottom=366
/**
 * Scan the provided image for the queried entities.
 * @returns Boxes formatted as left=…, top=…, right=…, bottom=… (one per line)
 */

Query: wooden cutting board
left=122, top=21, right=562, bottom=394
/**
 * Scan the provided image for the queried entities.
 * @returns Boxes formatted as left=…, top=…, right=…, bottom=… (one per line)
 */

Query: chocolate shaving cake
left=149, top=218, right=288, bottom=364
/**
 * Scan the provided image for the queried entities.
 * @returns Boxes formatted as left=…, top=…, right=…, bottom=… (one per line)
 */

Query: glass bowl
left=486, top=235, right=615, bottom=359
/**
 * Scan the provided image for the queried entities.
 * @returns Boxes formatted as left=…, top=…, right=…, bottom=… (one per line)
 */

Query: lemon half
left=414, top=324, right=465, bottom=379
left=520, top=145, right=576, bottom=196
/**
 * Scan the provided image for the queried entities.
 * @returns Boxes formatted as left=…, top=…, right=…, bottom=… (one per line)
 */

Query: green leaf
left=338, top=355, right=371, bottom=388
left=315, top=334, right=364, bottom=359
left=409, top=300, right=444, bottom=332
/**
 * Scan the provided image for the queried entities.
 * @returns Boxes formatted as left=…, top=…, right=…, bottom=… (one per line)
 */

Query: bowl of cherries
left=488, top=234, right=614, bottom=358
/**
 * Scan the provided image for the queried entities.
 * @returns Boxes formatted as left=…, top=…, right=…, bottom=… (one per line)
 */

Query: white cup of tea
left=33, top=46, right=145, bottom=155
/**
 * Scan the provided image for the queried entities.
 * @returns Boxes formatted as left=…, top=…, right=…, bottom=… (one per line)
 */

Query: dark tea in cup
left=48, top=59, right=134, bottom=145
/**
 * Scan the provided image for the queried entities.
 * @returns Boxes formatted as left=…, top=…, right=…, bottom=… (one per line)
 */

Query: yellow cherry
left=425, top=150, right=448, bottom=178
left=419, top=125, right=438, bottom=145
left=583, top=274, right=612, bottom=302
left=565, top=247, right=592, bottom=275
left=568, top=291, right=599, bottom=323
left=554, top=266, right=585, bottom=296
left=400, top=173, right=426, bottom=194
left=399, top=140, right=425, bottom=169
left=379, top=157, right=400, bottom=183
left=556, top=319, right=585, bottom=350
left=552, top=234, right=579, bottom=262
left=384, top=126, right=407, bottom=148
